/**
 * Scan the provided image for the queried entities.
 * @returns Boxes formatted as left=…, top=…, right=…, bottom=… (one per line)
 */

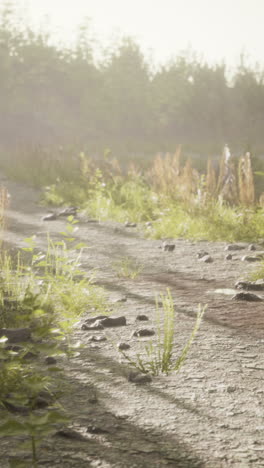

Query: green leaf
left=0, top=419, right=26, bottom=436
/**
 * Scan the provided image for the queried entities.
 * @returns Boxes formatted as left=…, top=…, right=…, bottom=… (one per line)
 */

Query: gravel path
left=1, top=174, right=264, bottom=468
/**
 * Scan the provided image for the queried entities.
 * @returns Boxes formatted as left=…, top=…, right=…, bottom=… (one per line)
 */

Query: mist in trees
left=1, top=3, right=264, bottom=158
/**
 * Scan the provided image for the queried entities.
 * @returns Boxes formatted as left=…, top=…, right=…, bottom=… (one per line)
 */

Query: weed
left=119, top=289, right=205, bottom=375
left=113, top=256, right=143, bottom=280
left=0, top=218, right=110, bottom=465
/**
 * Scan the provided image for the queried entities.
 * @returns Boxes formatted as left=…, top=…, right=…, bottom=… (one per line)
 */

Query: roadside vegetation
left=38, top=146, right=264, bottom=244
left=0, top=215, right=110, bottom=466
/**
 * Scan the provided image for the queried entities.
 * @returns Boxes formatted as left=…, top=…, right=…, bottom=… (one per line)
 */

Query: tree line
left=1, top=4, right=264, bottom=159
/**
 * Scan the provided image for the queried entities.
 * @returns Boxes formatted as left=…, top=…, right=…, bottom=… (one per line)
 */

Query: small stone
left=136, top=314, right=149, bottom=321
left=197, top=250, right=209, bottom=259
left=125, top=221, right=137, bottom=228
left=58, top=206, right=78, bottom=217
left=227, top=386, right=237, bottom=393
left=248, top=244, right=256, bottom=251
left=163, top=243, right=175, bottom=252
left=84, top=315, right=108, bottom=325
left=86, top=425, right=108, bottom=434
left=42, top=213, right=57, bottom=221
left=232, top=292, right=263, bottom=302
left=199, top=255, right=213, bottom=263
left=235, top=280, right=264, bottom=291
left=128, top=371, right=152, bottom=384
left=88, top=335, right=107, bottom=342
left=97, top=316, right=127, bottom=327
left=225, top=254, right=233, bottom=260
left=45, top=356, right=57, bottom=365
left=81, top=323, right=104, bottom=331
left=225, top=244, right=247, bottom=251
left=117, top=342, right=130, bottom=351
left=241, top=255, right=261, bottom=262
left=132, top=328, right=155, bottom=337
left=55, top=429, right=86, bottom=441
left=145, top=221, right=152, bottom=227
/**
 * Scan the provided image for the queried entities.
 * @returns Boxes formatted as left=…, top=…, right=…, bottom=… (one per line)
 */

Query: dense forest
left=1, top=3, right=264, bottom=158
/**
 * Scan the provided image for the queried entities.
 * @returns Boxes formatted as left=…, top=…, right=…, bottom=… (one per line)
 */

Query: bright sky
left=7, top=0, right=264, bottom=68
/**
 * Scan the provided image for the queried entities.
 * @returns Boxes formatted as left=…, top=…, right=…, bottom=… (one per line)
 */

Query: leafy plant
left=0, top=409, right=68, bottom=467
left=119, top=289, right=205, bottom=375
left=0, top=218, right=110, bottom=465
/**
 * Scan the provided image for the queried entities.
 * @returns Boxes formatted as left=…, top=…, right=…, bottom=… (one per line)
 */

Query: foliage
left=2, top=5, right=264, bottom=157
left=119, top=289, right=205, bottom=375
left=40, top=149, right=264, bottom=243
left=0, top=217, right=109, bottom=465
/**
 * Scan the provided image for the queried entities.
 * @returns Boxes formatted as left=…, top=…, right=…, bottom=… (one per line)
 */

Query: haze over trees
left=1, top=3, right=264, bottom=158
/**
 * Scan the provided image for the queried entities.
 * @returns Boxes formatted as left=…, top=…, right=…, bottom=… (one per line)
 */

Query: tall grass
left=119, top=289, right=205, bottom=376
left=2, top=145, right=264, bottom=242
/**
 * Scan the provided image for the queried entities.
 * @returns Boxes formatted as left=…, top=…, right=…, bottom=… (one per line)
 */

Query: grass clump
left=120, top=289, right=205, bottom=376
left=113, top=256, right=144, bottom=280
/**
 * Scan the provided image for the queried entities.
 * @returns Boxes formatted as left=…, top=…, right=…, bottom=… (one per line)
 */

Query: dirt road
left=1, top=174, right=264, bottom=467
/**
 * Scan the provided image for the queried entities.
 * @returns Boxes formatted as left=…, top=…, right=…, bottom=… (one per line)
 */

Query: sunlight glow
left=7, top=0, right=264, bottom=67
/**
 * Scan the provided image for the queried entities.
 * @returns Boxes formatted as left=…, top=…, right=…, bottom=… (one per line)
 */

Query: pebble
left=241, top=255, right=261, bottom=262
left=55, top=429, right=87, bottom=441
left=132, top=328, right=155, bottom=337
left=163, top=242, right=175, bottom=252
left=197, top=250, right=209, bottom=259
left=125, top=221, right=137, bottom=227
left=128, top=371, right=152, bottom=384
left=199, top=255, right=213, bottom=263
left=225, top=254, right=233, bottom=260
left=84, top=315, right=108, bottom=325
left=136, top=314, right=149, bottom=321
left=58, top=206, right=77, bottom=217
left=231, top=292, right=263, bottom=302
left=235, top=280, right=264, bottom=291
left=87, top=335, right=107, bottom=342
left=42, top=213, right=57, bottom=221
left=117, top=342, right=131, bottom=351
left=86, top=425, right=109, bottom=434
left=97, top=316, right=127, bottom=327
left=81, top=323, right=104, bottom=331
left=225, top=244, right=247, bottom=251
left=226, top=386, right=237, bottom=393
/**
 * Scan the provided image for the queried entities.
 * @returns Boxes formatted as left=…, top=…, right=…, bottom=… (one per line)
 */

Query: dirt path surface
left=1, top=175, right=264, bottom=468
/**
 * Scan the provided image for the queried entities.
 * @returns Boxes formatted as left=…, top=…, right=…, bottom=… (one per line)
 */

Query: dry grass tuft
left=238, top=152, right=255, bottom=205
left=0, top=186, right=9, bottom=245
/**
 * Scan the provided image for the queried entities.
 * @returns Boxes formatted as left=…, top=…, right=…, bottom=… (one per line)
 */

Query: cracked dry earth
left=1, top=174, right=264, bottom=468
